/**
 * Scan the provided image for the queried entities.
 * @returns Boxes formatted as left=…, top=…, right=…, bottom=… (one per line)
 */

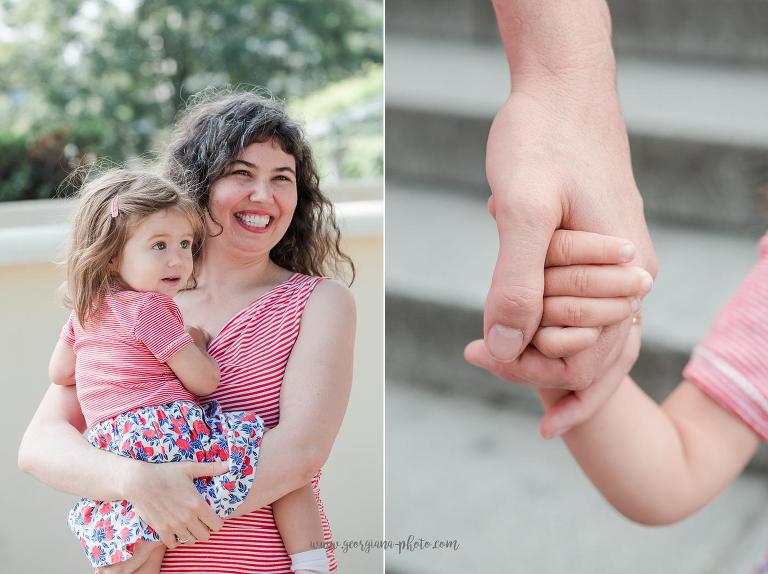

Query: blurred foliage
left=0, top=0, right=382, bottom=202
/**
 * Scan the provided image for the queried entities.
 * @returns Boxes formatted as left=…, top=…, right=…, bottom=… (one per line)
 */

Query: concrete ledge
left=386, top=37, right=768, bottom=231
left=386, top=0, right=768, bottom=65
left=0, top=198, right=383, bottom=266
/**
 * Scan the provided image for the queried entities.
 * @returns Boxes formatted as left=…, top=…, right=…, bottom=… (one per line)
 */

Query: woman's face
left=207, top=140, right=298, bottom=259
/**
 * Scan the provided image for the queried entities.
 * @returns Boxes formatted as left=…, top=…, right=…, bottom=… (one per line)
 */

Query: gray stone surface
left=386, top=381, right=768, bottom=574
left=386, top=36, right=768, bottom=232
left=386, top=0, right=768, bottom=65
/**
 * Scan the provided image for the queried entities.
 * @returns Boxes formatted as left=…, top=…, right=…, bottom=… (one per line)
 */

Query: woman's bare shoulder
left=302, top=278, right=356, bottom=331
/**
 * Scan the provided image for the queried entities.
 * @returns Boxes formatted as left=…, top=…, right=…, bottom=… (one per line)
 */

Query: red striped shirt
left=62, top=290, right=197, bottom=428
left=684, top=232, right=768, bottom=440
left=161, top=273, right=338, bottom=574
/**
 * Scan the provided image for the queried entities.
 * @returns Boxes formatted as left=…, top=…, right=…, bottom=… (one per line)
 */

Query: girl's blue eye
left=180, top=240, right=191, bottom=249
left=152, top=241, right=167, bottom=250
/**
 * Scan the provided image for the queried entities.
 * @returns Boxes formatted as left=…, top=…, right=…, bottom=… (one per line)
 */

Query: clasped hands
left=466, top=228, right=652, bottom=438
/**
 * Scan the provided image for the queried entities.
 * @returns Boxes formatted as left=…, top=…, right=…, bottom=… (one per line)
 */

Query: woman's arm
left=18, top=383, right=228, bottom=547
left=230, top=278, right=356, bottom=517
left=542, top=372, right=760, bottom=525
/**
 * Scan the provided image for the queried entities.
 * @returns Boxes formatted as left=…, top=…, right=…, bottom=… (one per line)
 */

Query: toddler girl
left=49, top=170, right=329, bottom=574
left=531, top=228, right=767, bottom=568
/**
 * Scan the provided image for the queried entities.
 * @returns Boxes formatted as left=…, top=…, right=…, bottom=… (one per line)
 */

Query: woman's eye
left=152, top=241, right=167, bottom=251
left=180, top=240, right=191, bottom=249
left=233, top=169, right=250, bottom=176
left=275, top=175, right=292, bottom=183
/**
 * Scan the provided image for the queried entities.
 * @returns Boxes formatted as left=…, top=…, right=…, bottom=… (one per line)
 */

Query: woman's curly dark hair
left=164, top=89, right=355, bottom=284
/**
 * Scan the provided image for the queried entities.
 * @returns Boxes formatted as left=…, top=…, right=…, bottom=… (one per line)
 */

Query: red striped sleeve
left=134, top=293, right=194, bottom=362
left=683, top=232, right=768, bottom=440
left=61, top=311, right=76, bottom=346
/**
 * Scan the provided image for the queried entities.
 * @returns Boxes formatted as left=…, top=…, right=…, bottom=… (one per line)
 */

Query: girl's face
left=206, top=140, right=298, bottom=259
left=114, top=209, right=195, bottom=297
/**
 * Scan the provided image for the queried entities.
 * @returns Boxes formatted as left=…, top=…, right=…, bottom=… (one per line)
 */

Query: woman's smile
left=234, top=210, right=274, bottom=233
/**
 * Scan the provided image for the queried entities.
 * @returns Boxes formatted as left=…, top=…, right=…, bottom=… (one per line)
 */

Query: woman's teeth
left=236, top=213, right=270, bottom=228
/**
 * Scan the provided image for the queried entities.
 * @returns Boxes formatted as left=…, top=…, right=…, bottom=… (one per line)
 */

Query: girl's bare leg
left=96, top=541, right=164, bottom=574
left=132, top=544, right=166, bottom=574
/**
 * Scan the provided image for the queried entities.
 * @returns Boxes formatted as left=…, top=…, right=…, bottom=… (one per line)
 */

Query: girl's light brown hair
left=64, top=169, right=205, bottom=326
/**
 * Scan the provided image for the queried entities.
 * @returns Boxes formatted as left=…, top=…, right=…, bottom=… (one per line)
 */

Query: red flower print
left=176, top=438, right=190, bottom=451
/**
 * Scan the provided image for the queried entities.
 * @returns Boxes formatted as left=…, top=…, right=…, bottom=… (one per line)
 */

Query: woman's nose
left=248, top=179, right=273, bottom=202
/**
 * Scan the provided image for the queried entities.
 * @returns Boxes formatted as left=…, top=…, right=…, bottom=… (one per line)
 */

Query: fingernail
left=641, top=275, right=653, bottom=292
left=621, top=243, right=636, bottom=261
left=631, top=298, right=641, bottom=312
left=487, top=324, right=523, bottom=362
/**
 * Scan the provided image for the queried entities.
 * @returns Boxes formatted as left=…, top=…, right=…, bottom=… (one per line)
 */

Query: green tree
left=0, top=0, right=382, bottom=162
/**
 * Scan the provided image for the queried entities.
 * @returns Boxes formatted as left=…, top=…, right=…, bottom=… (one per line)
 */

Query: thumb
left=484, top=199, right=558, bottom=362
left=185, top=460, right=230, bottom=478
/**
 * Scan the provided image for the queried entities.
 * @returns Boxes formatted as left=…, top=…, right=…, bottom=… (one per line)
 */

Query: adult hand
left=121, top=459, right=228, bottom=548
left=466, top=75, right=657, bottom=393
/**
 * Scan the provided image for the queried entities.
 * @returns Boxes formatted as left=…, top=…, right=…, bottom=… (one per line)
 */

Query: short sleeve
left=683, top=232, right=768, bottom=441
left=61, top=311, right=76, bottom=346
left=134, top=293, right=194, bottom=362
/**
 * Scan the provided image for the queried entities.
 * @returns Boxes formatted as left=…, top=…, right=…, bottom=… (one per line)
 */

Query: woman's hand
left=122, top=459, right=229, bottom=548
left=533, top=230, right=651, bottom=438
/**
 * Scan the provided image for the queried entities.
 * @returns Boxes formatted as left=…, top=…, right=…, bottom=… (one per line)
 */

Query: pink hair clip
left=110, top=194, right=120, bottom=218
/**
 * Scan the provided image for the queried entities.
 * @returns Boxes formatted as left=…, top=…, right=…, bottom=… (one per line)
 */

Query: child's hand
left=186, top=325, right=211, bottom=351
left=534, top=230, right=652, bottom=437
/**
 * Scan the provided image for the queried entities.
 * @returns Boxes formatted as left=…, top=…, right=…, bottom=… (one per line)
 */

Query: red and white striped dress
left=684, top=232, right=768, bottom=441
left=161, top=272, right=337, bottom=574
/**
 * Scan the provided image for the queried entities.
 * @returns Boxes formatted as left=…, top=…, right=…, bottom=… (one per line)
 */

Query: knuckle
left=570, top=268, right=590, bottom=293
left=565, top=301, right=583, bottom=325
left=495, top=284, right=540, bottom=314
left=555, top=231, right=575, bottom=264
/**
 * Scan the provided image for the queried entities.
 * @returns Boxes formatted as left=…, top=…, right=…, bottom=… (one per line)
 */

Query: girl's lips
left=162, top=277, right=180, bottom=284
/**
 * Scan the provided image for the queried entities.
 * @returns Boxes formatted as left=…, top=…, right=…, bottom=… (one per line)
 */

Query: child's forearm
left=541, top=376, right=758, bottom=525
left=272, top=483, right=325, bottom=555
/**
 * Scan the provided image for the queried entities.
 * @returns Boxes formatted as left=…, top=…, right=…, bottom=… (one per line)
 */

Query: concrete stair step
left=385, top=0, right=768, bottom=65
left=386, top=382, right=768, bottom=574
left=385, top=183, right=768, bottom=469
left=386, top=36, right=768, bottom=233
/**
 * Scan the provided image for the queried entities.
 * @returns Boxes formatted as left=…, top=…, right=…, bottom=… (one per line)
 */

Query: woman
left=18, top=91, right=356, bottom=573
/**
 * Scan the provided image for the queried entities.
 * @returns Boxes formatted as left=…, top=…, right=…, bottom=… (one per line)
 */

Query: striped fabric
left=62, top=290, right=197, bottom=428
left=161, top=273, right=338, bottom=574
left=683, top=232, right=768, bottom=441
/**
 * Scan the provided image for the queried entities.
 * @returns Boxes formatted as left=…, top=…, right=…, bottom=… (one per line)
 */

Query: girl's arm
left=166, top=327, right=219, bottom=396
left=230, top=278, right=356, bottom=516
left=273, top=484, right=325, bottom=554
left=542, top=374, right=760, bottom=525
left=49, top=337, right=76, bottom=386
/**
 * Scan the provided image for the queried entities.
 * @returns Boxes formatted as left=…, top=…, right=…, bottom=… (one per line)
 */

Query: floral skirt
left=68, top=400, right=264, bottom=568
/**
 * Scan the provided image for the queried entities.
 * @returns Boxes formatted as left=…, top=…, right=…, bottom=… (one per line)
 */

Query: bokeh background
left=0, top=0, right=383, bottom=571
left=386, top=1, right=768, bottom=573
